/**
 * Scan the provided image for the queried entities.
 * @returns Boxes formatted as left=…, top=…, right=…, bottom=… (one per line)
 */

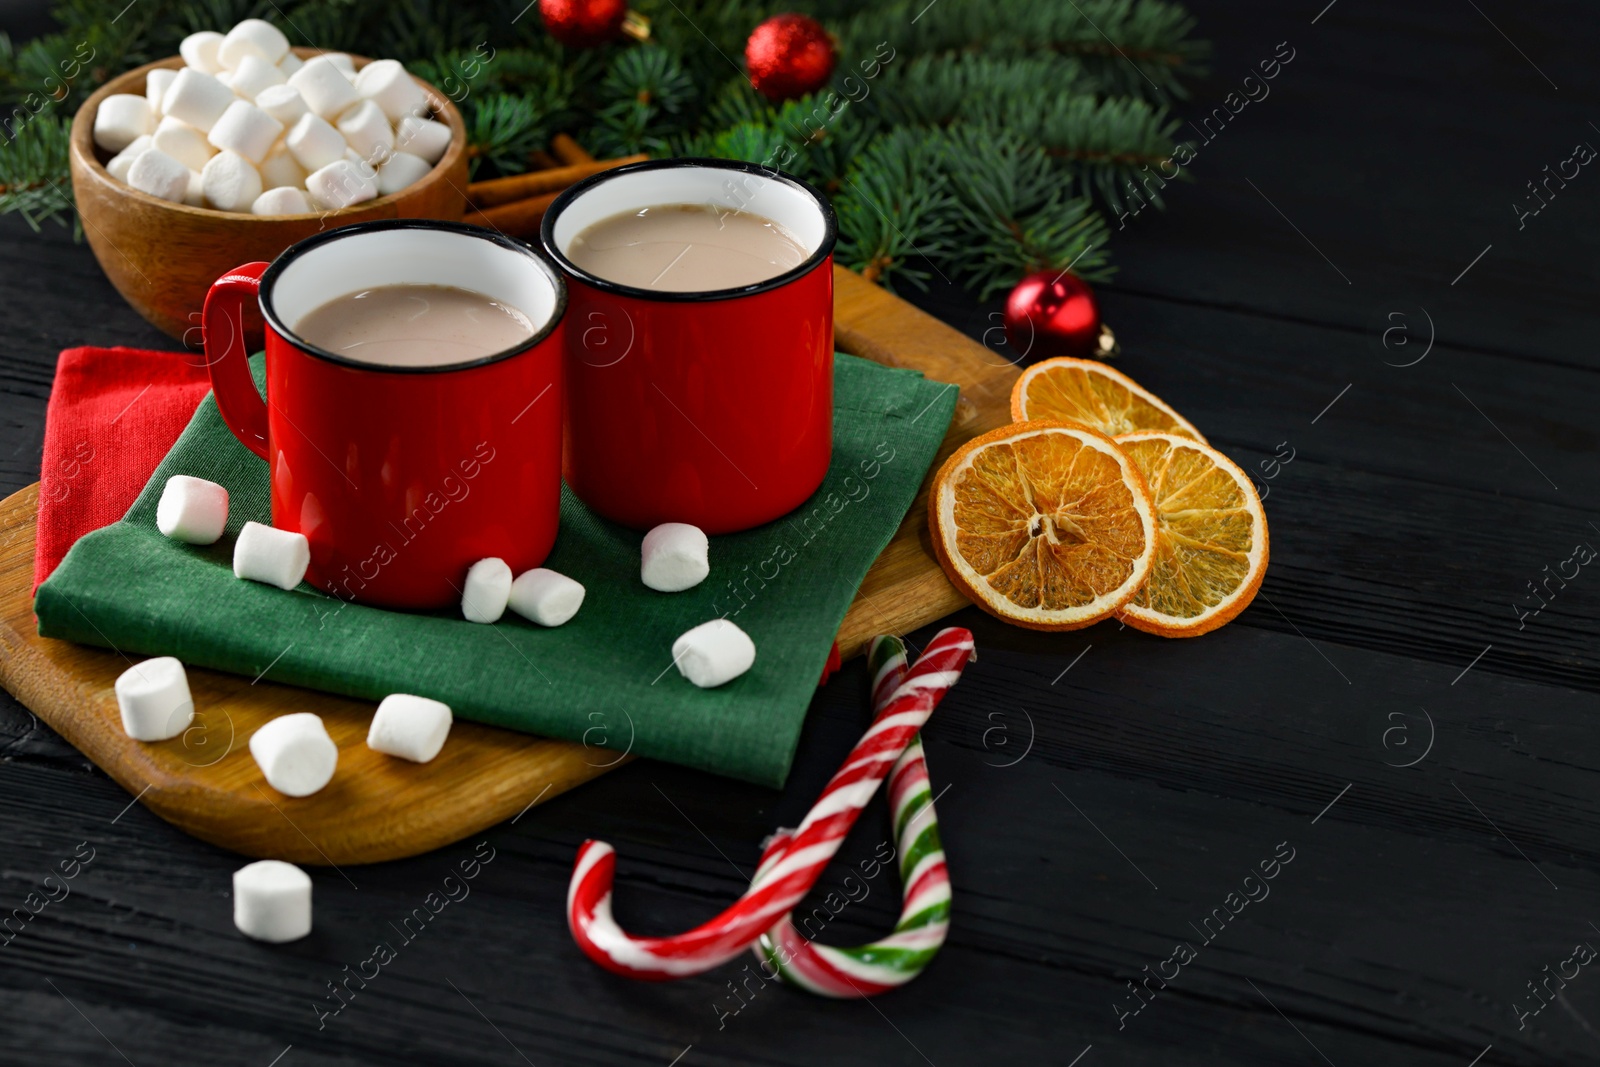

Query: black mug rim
left=256, top=219, right=569, bottom=375
left=539, top=157, right=839, bottom=303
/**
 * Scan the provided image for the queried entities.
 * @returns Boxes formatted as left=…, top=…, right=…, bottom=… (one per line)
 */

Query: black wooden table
left=3, top=1, right=1597, bottom=1064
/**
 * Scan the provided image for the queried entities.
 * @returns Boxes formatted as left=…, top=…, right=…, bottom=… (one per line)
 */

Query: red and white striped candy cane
left=566, top=627, right=975, bottom=980
left=749, top=633, right=952, bottom=997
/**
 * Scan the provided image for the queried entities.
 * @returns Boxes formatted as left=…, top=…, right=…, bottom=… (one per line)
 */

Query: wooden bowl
left=69, top=48, right=470, bottom=342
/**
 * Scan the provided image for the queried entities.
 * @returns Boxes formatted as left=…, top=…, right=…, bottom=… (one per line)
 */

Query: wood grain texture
left=68, top=50, right=472, bottom=342
left=831, top=265, right=1010, bottom=658
left=0, top=483, right=619, bottom=866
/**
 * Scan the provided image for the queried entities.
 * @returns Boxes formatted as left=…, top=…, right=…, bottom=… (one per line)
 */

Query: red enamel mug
left=541, top=159, right=837, bottom=534
left=204, top=220, right=567, bottom=610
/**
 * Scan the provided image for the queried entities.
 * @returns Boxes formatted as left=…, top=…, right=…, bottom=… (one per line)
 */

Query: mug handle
left=203, top=261, right=271, bottom=461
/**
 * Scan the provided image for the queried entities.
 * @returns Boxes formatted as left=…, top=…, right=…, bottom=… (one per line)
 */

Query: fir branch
left=935, top=124, right=1112, bottom=296
left=462, top=92, right=558, bottom=176
left=833, top=126, right=954, bottom=291
left=584, top=44, right=695, bottom=157
left=0, top=114, right=75, bottom=231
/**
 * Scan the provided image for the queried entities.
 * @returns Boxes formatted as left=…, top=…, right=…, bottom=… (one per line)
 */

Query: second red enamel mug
left=541, top=159, right=837, bottom=534
left=204, top=220, right=567, bottom=610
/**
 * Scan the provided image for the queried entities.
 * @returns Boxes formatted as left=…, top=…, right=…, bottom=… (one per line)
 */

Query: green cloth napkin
left=36, top=353, right=957, bottom=788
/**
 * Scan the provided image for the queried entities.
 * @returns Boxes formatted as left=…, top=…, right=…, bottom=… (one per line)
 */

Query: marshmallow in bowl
left=207, top=100, right=283, bottom=163
left=395, top=113, right=450, bottom=163
left=288, top=56, right=360, bottom=120
left=377, top=151, right=432, bottom=195
left=355, top=59, right=426, bottom=123
left=152, top=115, right=215, bottom=171
left=145, top=68, right=176, bottom=110
left=229, top=54, right=287, bottom=100
left=218, top=19, right=290, bottom=69
left=259, top=143, right=307, bottom=190
left=93, top=94, right=154, bottom=152
left=127, top=148, right=191, bottom=203
left=201, top=151, right=263, bottom=212
left=285, top=112, right=345, bottom=172
left=104, top=21, right=441, bottom=212
left=179, top=31, right=225, bottom=74
left=251, top=186, right=313, bottom=216
left=305, top=158, right=378, bottom=210
left=255, top=83, right=309, bottom=126
left=162, top=68, right=235, bottom=132
left=336, top=100, right=393, bottom=164
left=106, top=134, right=152, bottom=182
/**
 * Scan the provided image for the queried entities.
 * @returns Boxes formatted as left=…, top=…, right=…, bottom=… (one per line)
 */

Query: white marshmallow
left=337, top=99, right=392, bottom=165
left=255, top=83, right=309, bottom=127
left=250, top=712, right=337, bottom=797
left=146, top=68, right=176, bottom=111
left=394, top=113, right=450, bottom=164
left=367, top=694, right=452, bottom=763
left=277, top=51, right=304, bottom=77
left=251, top=186, right=312, bottom=216
left=285, top=112, right=345, bottom=172
left=218, top=19, right=290, bottom=69
left=201, top=151, right=263, bottom=212
left=207, top=100, right=283, bottom=163
left=258, top=142, right=307, bottom=189
left=305, top=158, right=377, bottom=210
left=126, top=148, right=191, bottom=203
left=216, top=71, right=235, bottom=91
left=508, top=569, right=585, bottom=627
left=233, top=860, right=311, bottom=943
left=229, top=54, right=286, bottom=100
left=461, top=557, right=512, bottom=623
left=156, top=475, right=229, bottom=543
left=113, top=656, right=194, bottom=741
left=179, top=31, right=225, bottom=74
left=672, top=619, right=756, bottom=688
left=319, top=52, right=356, bottom=75
left=93, top=94, right=154, bottom=153
left=233, top=520, right=309, bottom=589
left=641, top=522, right=710, bottom=592
left=354, top=59, right=426, bottom=123
left=376, top=150, right=431, bottom=195
left=105, top=134, right=152, bottom=182
left=162, top=68, right=235, bottom=133
left=152, top=115, right=215, bottom=172
left=184, top=168, right=205, bottom=207
left=288, top=56, right=360, bottom=120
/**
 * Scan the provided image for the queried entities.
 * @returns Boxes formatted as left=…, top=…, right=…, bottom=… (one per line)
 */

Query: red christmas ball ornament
left=1003, top=271, right=1117, bottom=363
left=540, top=0, right=628, bottom=48
left=745, top=14, right=837, bottom=101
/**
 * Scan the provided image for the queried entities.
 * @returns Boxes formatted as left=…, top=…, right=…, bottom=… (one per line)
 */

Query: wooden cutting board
left=0, top=266, right=1016, bottom=865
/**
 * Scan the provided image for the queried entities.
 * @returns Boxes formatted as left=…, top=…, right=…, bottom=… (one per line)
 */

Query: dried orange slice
left=929, top=420, right=1156, bottom=630
left=1011, top=357, right=1206, bottom=441
left=1113, top=432, right=1269, bottom=637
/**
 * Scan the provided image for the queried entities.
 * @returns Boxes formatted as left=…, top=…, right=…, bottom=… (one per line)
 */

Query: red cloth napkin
left=33, top=346, right=212, bottom=592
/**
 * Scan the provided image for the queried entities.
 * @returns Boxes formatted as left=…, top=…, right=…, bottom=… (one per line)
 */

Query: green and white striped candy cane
left=749, top=634, right=952, bottom=997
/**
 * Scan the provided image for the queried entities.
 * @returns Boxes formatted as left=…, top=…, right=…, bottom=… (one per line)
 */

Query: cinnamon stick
left=528, top=149, right=560, bottom=170
left=464, top=190, right=564, bottom=239
left=551, top=133, right=595, bottom=165
left=465, top=154, right=648, bottom=209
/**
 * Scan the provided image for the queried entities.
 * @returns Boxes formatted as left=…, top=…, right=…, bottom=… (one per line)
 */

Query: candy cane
left=567, top=627, right=975, bottom=980
left=750, top=634, right=952, bottom=997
